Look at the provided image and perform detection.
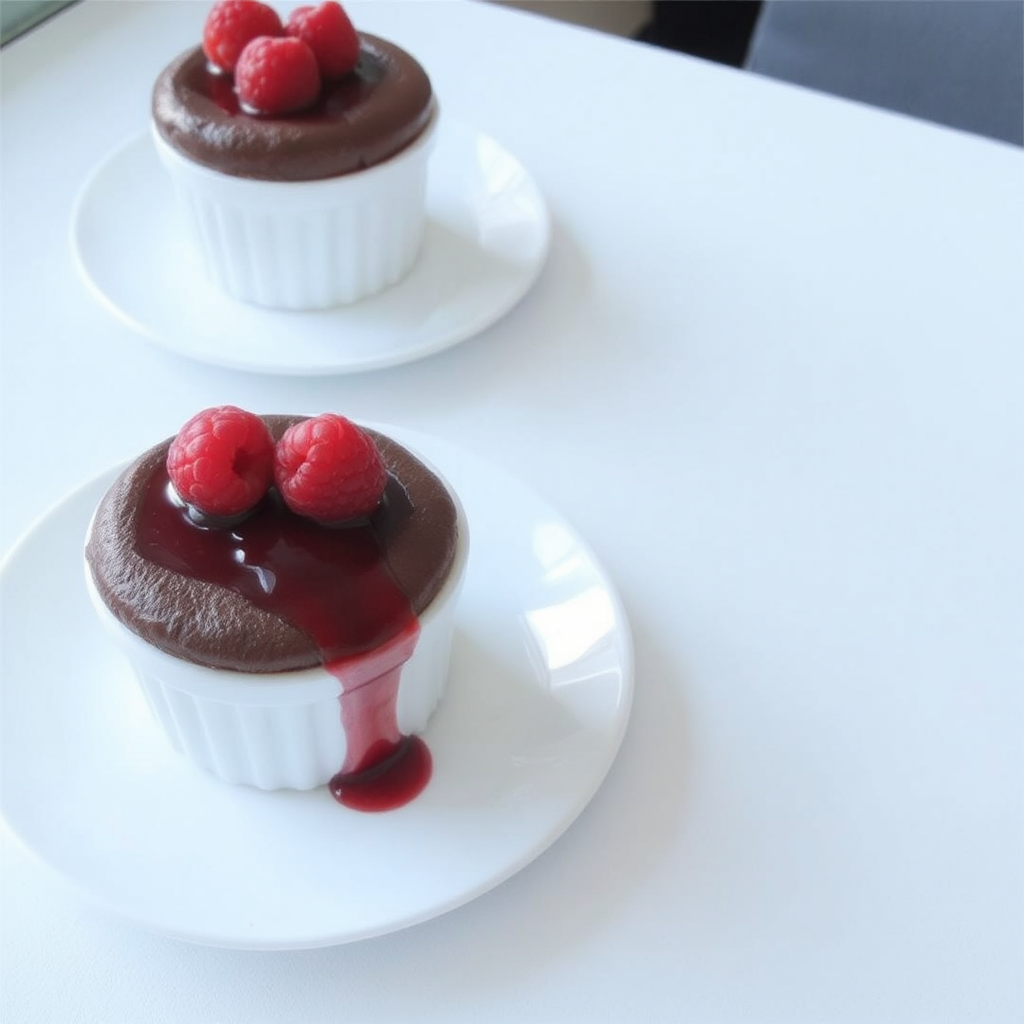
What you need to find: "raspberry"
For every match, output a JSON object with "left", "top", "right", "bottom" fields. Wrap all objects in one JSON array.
[
  {"left": 274, "top": 415, "right": 387, "bottom": 523},
  {"left": 286, "top": 2, "right": 360, "bottom": 79},
  {"left": 166, "top": 406, "right": 275, "bottom": 519},
  {"left": 202, "top": 0, "right": 283, "bottom": 74},
  {"left": 235, "top": 36, "right": 321, "bottom": 115}
]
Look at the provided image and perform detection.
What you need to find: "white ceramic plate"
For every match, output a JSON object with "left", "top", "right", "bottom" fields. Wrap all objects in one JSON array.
[
  {"left": 0, "top": 428, "right": 632, "bottom": 950},
  {"left": 71, "top": 123, "right": 550, "bottom": 375}
]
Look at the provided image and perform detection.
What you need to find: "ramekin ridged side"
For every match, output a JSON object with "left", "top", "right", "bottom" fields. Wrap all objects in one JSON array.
[
  {"left": 152, "top": 112, "right": 437, "bottom": 311},
  {"left": 84, "top": 481, "right": 468, "bottom": 792}
]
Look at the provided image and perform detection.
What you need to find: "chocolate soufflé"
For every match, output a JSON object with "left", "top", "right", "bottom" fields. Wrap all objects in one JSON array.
[
  {"left": 85, "top": 416, "right": 459, "bottom": 673},
  {"left": 152, "top": 34, "right": 435, "bottom": 181}
]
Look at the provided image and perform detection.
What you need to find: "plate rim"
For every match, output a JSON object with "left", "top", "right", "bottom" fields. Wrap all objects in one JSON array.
[{"left": 69, "top": 121, "right": 552, "bottom": 377}]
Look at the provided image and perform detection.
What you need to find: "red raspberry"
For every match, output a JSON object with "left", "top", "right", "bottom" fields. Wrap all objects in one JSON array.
[
  {"left": 274, "top": 415, "right": 387, "bottom": 523},
  {"left": 166, "top": 406, "right": 275, "bottom": 519},
  {"left": 235, "top": 36, "right": 321, "bottom": 115},
  {"left": 286, "top": 2, "right": 360, "bottom": 79},
  {"left": 202, "top": 0, "right": 283, "bottom": 74}
]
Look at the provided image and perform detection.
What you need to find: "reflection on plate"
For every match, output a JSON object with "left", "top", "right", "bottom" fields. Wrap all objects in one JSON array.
[
  {"left": 71, "top": 123, "right": 550, "bottom": 375},
  {"left": 0, "top": 427, "right": 632, "bottom": 949}
]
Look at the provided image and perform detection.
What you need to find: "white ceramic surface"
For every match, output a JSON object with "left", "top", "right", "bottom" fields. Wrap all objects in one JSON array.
[
  {"left": 11, "top": 0, "right": 1023, "bottom": 1017},
  {"left": 152, "top": 113, "right": 437, "bottom": 310},
  {"left": 71, "top": 120, "right": 550, "bottom": 374},
  {"left": 0, "top": 428, "right": 632, "bottom": 949}
]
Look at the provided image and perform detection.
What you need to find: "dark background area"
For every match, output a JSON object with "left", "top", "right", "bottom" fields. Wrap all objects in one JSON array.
[{"left": 638, "top": 0, "right": 764, "bottom": 67}]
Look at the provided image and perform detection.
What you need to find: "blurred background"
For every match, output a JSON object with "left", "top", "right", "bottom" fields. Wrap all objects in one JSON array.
[
  {"left": 491, "top": 0, "right": 762, "bottom": 65},
  {"left": 3, "top": 0, "right": 1021, "bottom": 145},
  {"left": 490, "top": 0, "right": 1023, "bottom": 146}
]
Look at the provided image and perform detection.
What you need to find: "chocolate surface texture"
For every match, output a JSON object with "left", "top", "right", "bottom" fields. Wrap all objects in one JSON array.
[
  {"left": 152, "top": 35, "right": 434, "bottom": 181},
  {"left": 86, "top": 417, "right": 459, "bottom": 673}
]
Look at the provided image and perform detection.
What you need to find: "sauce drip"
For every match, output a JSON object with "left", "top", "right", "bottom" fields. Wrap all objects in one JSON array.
[{"left": 135, "top": 470, "right": 432, "bottom": 810}]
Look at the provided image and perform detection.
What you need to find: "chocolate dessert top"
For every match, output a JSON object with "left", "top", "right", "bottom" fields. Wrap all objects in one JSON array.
[
  {"left": 152, "top": 34, "right": 434, "bottom": 181},
  {"left": 86, "top": 417, "right": 460, "bottom": 673}
]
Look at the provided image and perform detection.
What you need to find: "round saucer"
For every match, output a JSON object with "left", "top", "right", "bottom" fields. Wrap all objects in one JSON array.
[
  {"left": 0, "top": 427, "right": 632, "bottom": 949},
  {"left": 71, "top": 123, "right": 550, "bottom": 375}
]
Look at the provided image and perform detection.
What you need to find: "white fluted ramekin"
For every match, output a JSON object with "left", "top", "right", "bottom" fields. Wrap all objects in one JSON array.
[
  {"left": 84, "top": 480, "right": 467, "bottom": 793},
  {"left": 152, "top": 110, "right": 437, "bottom": 311}
]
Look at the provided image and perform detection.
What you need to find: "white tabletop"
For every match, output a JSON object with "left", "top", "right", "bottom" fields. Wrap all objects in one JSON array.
[{"left": 2, "top": 1, "right": 1022, "bottom": 1021}]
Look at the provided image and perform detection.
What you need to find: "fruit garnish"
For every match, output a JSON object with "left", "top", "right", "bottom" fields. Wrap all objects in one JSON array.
[
  {"left": 166, "top": 406, "right": 275, "bottom": 519},
  {"left": 274, "top": 414, "right": 387, "bottom": 523},
  {"left": 286, "top": 1, "right": 360, "bottom": 79},
  {"left": 202, "top": 0, "right": 283, "bottom": 74},
  {"left": 235, "top": 35, "right": 321, "bottom": 115}
]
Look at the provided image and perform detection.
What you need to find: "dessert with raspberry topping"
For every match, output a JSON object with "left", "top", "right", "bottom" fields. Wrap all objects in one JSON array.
[
  {"left": 152, "top": 0, "right": 437, "bottom": 309},
  {"left": 85, "top": 409, "right": 468, "bottom": 811}
]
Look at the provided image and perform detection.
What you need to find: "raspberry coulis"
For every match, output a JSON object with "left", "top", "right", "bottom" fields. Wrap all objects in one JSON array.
[{"left": 134, "top": 465, "right": 432, "bottom": 811}]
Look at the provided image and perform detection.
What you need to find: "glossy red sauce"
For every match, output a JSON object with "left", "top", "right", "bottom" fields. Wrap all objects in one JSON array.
[{"left": 135, "top": 471, "right": 432, "bottom": 809}]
